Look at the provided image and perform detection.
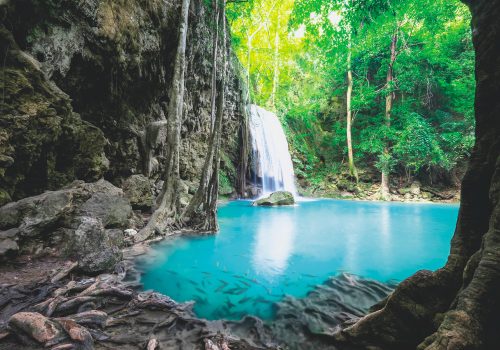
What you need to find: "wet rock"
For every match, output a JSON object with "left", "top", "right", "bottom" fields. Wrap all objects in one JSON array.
[
  {"left": 253, "top": 191, "right": 295, "bottom": 206},
  {"left": 122, "top": 175, "right": 154, "bottom": 210}
]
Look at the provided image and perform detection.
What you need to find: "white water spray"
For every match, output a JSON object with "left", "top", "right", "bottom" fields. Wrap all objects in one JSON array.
[{"left": 249, "top": 105, "right": 297, "bottom": 197}]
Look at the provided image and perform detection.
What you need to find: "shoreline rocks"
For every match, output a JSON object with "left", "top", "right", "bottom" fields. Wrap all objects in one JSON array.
[{"left": 0, "top": 180, "right": 133, "bottom": 273}]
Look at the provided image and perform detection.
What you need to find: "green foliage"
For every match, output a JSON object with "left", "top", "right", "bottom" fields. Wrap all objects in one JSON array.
[{"left": 229, "top": 0, "right": 475, "bottom": 185}]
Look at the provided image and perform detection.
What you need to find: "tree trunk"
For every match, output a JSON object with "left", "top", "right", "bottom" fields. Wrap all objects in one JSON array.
[
  {"left": 136, "top": 0, "right": 191, "bottom": 242},
  {"left": 238, "top": 105, "right": 250, "bottom": 198},
  {"left": 271, "top": 12, "right": 280, "bottom": 110},
  {"left": 380, "top": 29, "right": 398, "bottom": 200},
  {"left": 346, "top": 32, "right": 358, "bottom": 183},
  {"left": 334, "top": 1, "right": 500, "bottom": 349},
  {"left": 246, "top": 34, "right": 252, "bottom": 102},
  {"left": 181, "top": 0, "right": 226, "bottom": 233},
  {"left": 181, "top": 0, "right": 220, "bottom": 224},
  {"left": 203, "top": 0, "right": 227, "bottom": 232}
]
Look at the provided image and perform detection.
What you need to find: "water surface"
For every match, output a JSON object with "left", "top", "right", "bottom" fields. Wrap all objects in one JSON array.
[{"left": 139, "top": 199, "right": 458, "bottom": 320}]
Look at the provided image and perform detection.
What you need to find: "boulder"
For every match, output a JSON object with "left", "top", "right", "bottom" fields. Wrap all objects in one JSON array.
[
  {"left": 0, "top": 227, "right": 19, "bottom": 256},
  {"left": 65, "top": 217, "right": 122, "bottom": 274},
  {"left": 122, "top": 175, "right": 154, "bottom": 210},
  {"left": 410, "top": 181, "right": 421, "bottom": 196},
  {"left": 253, "top": 191, "right": 295, "bottom": 206},
  {"left": 78, "top": 180, "right": 132, "bottom": 228},
  {"left": 0, "top": 180, "right": 131, "bottom": 267}
]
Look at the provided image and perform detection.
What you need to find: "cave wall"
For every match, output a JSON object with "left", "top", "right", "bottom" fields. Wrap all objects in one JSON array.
[{"left": 0, "top": 0, "right": 247, "bottom": 204}]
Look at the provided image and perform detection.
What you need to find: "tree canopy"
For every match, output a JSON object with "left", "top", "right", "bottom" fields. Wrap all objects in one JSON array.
[{"left": 229, "top": 0, "right": 474, "bottom": 191}]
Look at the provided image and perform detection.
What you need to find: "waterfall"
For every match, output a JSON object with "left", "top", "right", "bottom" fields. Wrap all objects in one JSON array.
[{"left": 249, "top": 105, "right": 297, "bottom": 197}]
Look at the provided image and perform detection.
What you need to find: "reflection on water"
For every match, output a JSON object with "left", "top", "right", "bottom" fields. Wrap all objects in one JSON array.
[
  {"left": 138, "top": 199, "right": 458, "bottom": 320},
  {"left": 252, "top": 209, "right": 296, "bottom": 278}
]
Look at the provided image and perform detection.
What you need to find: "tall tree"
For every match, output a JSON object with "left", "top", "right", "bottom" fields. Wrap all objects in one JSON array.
[
  {"left": 380, "top": 26, "right": 399, "bottom": 200},
  {"left": 136, "top": 0, "right": 191, "bottom": 242},
  {"left": 346, "top": 25, "right": 359, "bottom": 182},
  {"left": 181, "top": 0, "right": 227, "bottom": 232}
]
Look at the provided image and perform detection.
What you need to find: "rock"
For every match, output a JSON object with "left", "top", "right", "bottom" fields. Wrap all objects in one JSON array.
[
  {"left": 65, "top": 217, "right": 122, "bottom": 274},
  {"left": 0, "top": 28, "right": 107, "bottom": 202},
  {"left": 0, "top": 189, "right": 11, "bottom": 207},
  {"left": 147, "top": 338, "right": 159, "bottom": 350},
  {"left": 124, "top": 229, "right": 138, "bottom": 238},
  {"left": 0, "top": 238, "right": 19, "bottom": 256},
  {"left": 398, "top": 187, "right": 411, "bottom": 195},
  {"left": 122, "top": 175, "right": 154, "bottom": 210},
  {"left": 0, "top": 180, "right": 133, "bottom": 259},
  {"left": 0, "top": 189, "right": 72, "bottom": 232},
  {"left": 178, "top": 180, "right": 191, "bottom": 207},
  {"left": 78, "top": 180, "right": 132, "bottom": 228},
  {"left": 105, "top": 229, "right": 126, "bottom": 248},
  {"left": 8, "top": 312, "right": 64, "bottom": 345},
  {"left": 0, "top": 228, "right": 19, "bottom": 256},
  {"left": 422, "top": 191, "right": 432, "bottom": 200},
  {"left": 410, "top": 181, "right": 421, "bottom": 196},
  {"left": 253, "top": 191, "right": 295, "bottom": 206}
]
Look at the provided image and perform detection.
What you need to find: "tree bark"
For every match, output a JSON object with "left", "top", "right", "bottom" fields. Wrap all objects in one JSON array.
[
  {"left": 181, "top": 0, "right": 220, "bottom": 224},
  {"left": 380, "top": 29, "right": 398, "bottom": 200},
  {"left": 271, "top": 12, "right": 280, "bottom": 110},
  {"left": 334, "top": 1, "right": 500, "bottom": 349},
  {"left": 346, "top": 32, "right": 358, "bottom": 183},
  {"left": 237, "top": 105, "right": 250, "bottom": 198},
  {"left": 203, "top": 0, "right": 227, "bottom": 232},
  {"left": 136, "top": 0, "right": 191, "bottom": 242},
  {"left": 181, "top": 0, "right": 227, "bottom": 233}
]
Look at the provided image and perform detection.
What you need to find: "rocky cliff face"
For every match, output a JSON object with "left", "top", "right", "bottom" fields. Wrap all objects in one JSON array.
[{"left": 0, "top": 0, "right": 247, "bottom": 205}]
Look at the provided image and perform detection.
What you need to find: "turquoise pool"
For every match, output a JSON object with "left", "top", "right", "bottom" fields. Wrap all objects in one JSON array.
[{"left": 138, "top": 199, "right": 458, "bottom": 320}]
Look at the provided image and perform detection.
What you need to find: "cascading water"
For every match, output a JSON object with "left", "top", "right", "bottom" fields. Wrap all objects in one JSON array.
[{"left": 249, "top": 105, "right": 297, "bottom": 197}]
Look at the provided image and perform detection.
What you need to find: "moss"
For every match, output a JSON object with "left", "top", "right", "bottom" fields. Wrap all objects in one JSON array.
[
  {"left": 218, "top": 171, "right": 233, "bottom": 196},
  {"left": 0, "top": 189, "right": 11, "bottom": 206},
  {"left": 0, "top": 25, "right": 107, "bottom": 200}
]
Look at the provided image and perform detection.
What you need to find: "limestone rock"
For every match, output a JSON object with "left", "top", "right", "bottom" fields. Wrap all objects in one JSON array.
[
  {"left": 0, "top": 238, "right": 19, "bottom": 256},
  {"left": 124, "top": 229, "right": 138, "bottom": 238},
  {"left": 410, "top": 181, "right": 421, "bottom": 196},
  {"left": 0, "top": 180, "right": 130, "bottom": 269},
  {"left": 66, "top": 217, "right": 122, "bottom": 274},
  {"left": 78, "top": 180, "right": 132, "bottom": 228},
  {"left": 253, "top": 191, "right": 295, "bottom": 206},
  {"left": 122, "top": 175, "right": 154, "bottom": 210}
]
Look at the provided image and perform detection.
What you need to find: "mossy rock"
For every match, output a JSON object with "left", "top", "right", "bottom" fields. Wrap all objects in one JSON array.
[{"left": 253, "top": 191, "right": 295, "bottom": 206}]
